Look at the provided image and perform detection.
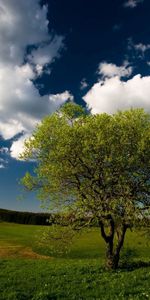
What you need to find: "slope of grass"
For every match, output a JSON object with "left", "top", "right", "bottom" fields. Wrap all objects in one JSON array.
[
  {"left": 0, "top": 222, "right": 150, "bottom": 299},
  {"left": 0, "top": 222, "right": 149, "bottom": 259}
]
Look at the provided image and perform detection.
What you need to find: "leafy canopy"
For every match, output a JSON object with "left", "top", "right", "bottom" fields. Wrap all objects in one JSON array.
[{"left": 21, "top": 103, "right": 150, "bottom": 225}]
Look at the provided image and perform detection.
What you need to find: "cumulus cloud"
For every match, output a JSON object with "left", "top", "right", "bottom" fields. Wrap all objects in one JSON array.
[
  {"left": 0, "top": 0, "right": 71, "bottom": 159},
  {"left": 10, "top": 134, "right": 30, "bottom": 159},
  {"left": 98, "top": 62, "right": 132, "bottom": 79},
  {"left": 9, "top": 91, "right": 73, "bottom": 159},
  {"left": 49, "top": 91, "right": 74, "bottom": 105},
  {"left": 28, "top": 35, "right": 64, "bottom": 75},
  {"left": 0, "top": 64, "right": 73, "bottom": 140},
  {"left": 83, "top": 74, "right": 150, "bottom": 115},
  {"left": 0, "top": 0, "right": 50, "bottom": 67},
  {"left": 124, "top": 0, "right": 144, "bottom": 8}
]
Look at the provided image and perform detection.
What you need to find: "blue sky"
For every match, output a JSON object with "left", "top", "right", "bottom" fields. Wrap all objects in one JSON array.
[{"left": 0, "top": 0, "right": 150, "bottom": 211}]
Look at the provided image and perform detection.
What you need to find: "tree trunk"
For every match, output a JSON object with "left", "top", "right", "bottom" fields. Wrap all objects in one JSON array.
[
  {"left": 98, "top": 218, "right": 128, "bottom": 270},
  {"left": 105, "top": 224, "right": 128, "bottom": 270},
  {"left": 105, "top": 250, "right": 120, "bottom": 270}
]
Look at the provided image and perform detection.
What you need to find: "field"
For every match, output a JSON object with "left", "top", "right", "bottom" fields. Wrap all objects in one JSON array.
[{"left": 0, "top": 222, "right": 150, "bottom": 299}]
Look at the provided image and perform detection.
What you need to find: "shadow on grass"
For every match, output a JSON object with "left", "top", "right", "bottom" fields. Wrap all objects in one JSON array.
[{"left": 120, "top": 260, "right": 150, "bottom": 271}]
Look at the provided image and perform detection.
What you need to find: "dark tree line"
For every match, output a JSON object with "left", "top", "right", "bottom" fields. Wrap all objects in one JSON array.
[{"left": 0, "top": 208, "right": 51, "bottom": 225}]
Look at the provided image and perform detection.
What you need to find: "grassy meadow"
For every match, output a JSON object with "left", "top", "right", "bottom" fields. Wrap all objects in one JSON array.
[{"left": 0, "top": 222, "right": 150, "bottom": 299}]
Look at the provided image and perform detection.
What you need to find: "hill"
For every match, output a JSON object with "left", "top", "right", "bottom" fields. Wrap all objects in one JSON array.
[{"left": 0, "top": 208, "right": 51, "bottom": 225}]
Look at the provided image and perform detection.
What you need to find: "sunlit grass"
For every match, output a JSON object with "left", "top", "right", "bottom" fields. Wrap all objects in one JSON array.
[{"left": 0, "top": 222, "right": 149, "bottom": 299}]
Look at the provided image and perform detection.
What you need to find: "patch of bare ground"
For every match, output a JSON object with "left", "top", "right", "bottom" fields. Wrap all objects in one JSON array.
[{"left": 0, "top": 244, "right": 50, "bottom": 259}]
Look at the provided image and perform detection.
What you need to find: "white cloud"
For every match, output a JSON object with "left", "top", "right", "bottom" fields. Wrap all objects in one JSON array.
[
  {"left": 28, "top": 36, "right": 64, "bottom": 68},
  {"left": 0, "top": 0, "right": 71, "bottom": 159},
  {"left": 49, "top": 91, "right": 74, "bottom": 105},
  {"left": 0, "top": 0, "right": 50, "bottom": 67},
  {"left": 134, "top": 43, "right": 150, "bottom": 59},
  {"left": 83, "top": 74, "right": 150, "bottom": 115},
  {"left": 0, "top": 64, "right": 73, "bottom": 141},
  {"left": 10, "top": 91, "right": 73, "bottom": 159},
  {"left": 128, "top": 39, "right": 150, "bottom": 59},
  {"left": 134, "top": 43, "right": 150, "bottom": 53},
  {"left": 98, "top": 62, "right": 132, "bottom": 79},
  {"left": 10, "top": 134, "right": 30, "bottom": 159},
  {"left": 80, "top": 78, "right": 88, "bottom": 90},
  {"left": 124, "top": 0, "right": 144, "bottom": 8},
  {"left": 0, "top": 164, "right": 5, "bottom": 169}
]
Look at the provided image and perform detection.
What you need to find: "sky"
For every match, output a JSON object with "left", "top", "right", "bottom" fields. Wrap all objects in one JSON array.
[{"left": 1, "top": 0, "right": 150, "bottom": 212}]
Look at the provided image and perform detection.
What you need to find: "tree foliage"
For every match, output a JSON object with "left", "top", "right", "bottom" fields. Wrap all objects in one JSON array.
[{"left": 21, "top": 102, "right": 150, "bottom": 269}]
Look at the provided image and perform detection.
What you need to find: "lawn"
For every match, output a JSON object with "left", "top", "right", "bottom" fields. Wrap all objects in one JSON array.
[{"left": 0, "top": 222, "right": 150, "bottom": 299}]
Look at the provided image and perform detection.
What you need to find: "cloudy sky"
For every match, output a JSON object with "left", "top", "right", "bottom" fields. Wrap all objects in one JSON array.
[{"left": 0, "top": 0, "right": 150, "bottom": 211}]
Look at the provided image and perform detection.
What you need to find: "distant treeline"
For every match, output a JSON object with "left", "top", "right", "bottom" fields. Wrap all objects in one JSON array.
[
  {"left": 0, "top": 208, "right": 99, "bottom": 227},
  {"left": 3, "top": 208, "right": 144, "bottom": 228},
  {"left": 0, "top": 208, "right": 52, "bottom": 225},
  {"left": 0, "top": 208, "right": 96, "bottom": 227}
]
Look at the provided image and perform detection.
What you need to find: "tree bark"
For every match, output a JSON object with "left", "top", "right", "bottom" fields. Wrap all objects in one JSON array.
[
  {"left": 99, "top": 218, "right": 128, "bottom": 270},
  {"left": 105, "top": 252, "right": 120, "bottom": 270},
  {"left": 106, "top": 224, "right": 128, "bottom": 270}
]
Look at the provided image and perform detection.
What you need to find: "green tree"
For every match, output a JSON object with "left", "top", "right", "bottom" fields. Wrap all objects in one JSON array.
[{"left": 21, "top": 102, "right": 150, "bottom": 269}]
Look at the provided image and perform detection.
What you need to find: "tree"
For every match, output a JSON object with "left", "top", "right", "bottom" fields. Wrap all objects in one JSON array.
[{"left": 21, "top": 102, "right": 150, "bottom": 269}]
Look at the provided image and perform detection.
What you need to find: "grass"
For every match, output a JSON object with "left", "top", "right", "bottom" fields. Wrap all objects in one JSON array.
[
  {"left": 0, "top": 222, "right": 150, "bottom": 299},
  {"left": 0, "top": 259, "right": 150, "bottom": 300}
]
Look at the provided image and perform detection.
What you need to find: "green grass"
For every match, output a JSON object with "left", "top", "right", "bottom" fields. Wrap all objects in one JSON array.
[
  {"left": 0, "top": 222, "right": 150, "bottom": 299},
  {"left": 0, "top": 259, "right": 150, "bottom": 300},
  {"left": 0, "top": 222, "right": 41, "bottom": 247},
  {"left": 0, "top": 222, "right": 149, "bottom": 259}
]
